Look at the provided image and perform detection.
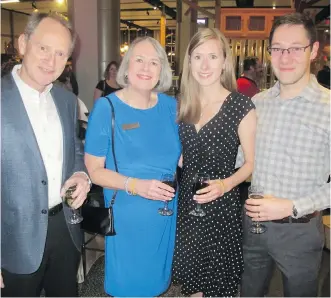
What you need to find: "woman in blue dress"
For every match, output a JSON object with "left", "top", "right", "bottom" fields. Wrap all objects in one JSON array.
[{"left": 84, "top": 36, "right": 181, "bottom": 297}]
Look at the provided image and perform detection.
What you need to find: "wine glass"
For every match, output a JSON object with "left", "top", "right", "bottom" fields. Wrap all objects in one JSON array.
[
  {"left": 248, "top": 185, "right": 267, "bottom": 234},
  {"left": 189, "top": 173, "right": 210, "bottom": 217},
  {"left": 62, "top": 185, "right": 83, "bottom": 224},
  {"left": 158, "top": 173, "right": 177, "bottom": 216}
]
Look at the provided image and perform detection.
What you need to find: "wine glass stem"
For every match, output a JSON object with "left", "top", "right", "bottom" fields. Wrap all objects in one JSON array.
[
  {"left": 163, "top": 201, "right": 169, "bottom": 210},
  {"left": 196, "top": 203, "right": 202, "bottom": 211}
]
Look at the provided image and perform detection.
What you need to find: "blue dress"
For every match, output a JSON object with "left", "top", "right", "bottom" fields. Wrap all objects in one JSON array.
[{"left": 85, "top": 93, "right": 181, "bottom": 297}]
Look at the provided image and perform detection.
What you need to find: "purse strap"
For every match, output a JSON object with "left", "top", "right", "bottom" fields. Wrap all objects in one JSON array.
[
  {"left": 101, "top": 80, "right": 106, "bottom": 97},
  {"left": 105, "top": 97, "right": 118, "bottom": 206}
]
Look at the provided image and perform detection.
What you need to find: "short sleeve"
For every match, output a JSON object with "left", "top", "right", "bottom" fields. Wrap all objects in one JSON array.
[
  {"left": 234, "top": 92, "right": 255, "bottom": 124},
  {"left": 85, "top": 98, "right": 111, "bottom": 157},
  {"left": 95, "top": 80, "right": 104, "bottom": 90}
]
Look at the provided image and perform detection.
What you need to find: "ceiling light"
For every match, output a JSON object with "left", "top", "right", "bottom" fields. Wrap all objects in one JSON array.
[
  {"left": 0, "top": 0, "right": 20, "bottom": 3},
  {"left": 56, "top": 0, "right": 64, "bottom": 3},
  {"left": 154, "top": 6, "right": 157, "bottom": 10}
]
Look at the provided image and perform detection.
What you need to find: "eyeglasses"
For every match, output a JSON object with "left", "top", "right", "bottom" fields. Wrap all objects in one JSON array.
[{"left": 267, "top": 44, "right": 312, "bottom": 57}]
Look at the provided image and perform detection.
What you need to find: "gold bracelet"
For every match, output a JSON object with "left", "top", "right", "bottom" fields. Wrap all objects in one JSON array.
[
  {"left": 216, "top": 179, "right": 225, "bottom": 193},
  {"left": 129, "top": 178, "right": 137, "bottom": 196}
]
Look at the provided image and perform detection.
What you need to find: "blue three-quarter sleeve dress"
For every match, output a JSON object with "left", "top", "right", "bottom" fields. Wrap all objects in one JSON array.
[{"left": 85, "top": 93, "right": 181, "bottom": 297}]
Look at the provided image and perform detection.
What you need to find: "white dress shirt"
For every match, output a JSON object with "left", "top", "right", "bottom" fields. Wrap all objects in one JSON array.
[{"left": 12, "top": 65, "right": 64, "bottom": 208}]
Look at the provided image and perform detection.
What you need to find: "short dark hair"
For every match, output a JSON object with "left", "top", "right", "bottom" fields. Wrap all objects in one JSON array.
[
  {"left": 269, "top": 13, "right": 317, "bottom": 46},
  {"left": 103, "top": 61, "right": 119, "bottom": 79},
  {"left": 243, "top": 56, "right": 258, "bottom": 71}
]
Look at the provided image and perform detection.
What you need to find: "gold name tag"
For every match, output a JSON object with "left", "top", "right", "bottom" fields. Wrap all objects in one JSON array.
[{"left": 122, "top": 122, "right": 140, "bottom": 130}]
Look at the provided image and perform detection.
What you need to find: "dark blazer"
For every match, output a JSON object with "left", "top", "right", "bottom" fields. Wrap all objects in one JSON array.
[{"left": 1, "top": 73, "right": 86, "bottom": 274}]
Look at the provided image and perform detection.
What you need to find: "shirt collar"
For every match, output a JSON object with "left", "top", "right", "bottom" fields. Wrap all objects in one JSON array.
[
  {"left": 268, "top": 74, "right": 321, "bottom": 101},
  {"left": 11, "top": 64, "right": 53, "bottom": 97}
]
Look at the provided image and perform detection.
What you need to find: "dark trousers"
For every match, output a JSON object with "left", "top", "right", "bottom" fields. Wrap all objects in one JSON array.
[
  {"left": 240, "top": 214, "right": 324, "bottom": 297},
  {"left": 1, "top": 210, "right": 80, "bottom": 297}
]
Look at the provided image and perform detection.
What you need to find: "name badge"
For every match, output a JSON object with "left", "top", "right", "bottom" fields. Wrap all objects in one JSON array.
[{"left": 122, "top": 122, "right": 140, "bottom": 130}]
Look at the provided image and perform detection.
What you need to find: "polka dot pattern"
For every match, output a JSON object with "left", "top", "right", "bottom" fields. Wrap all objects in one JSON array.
[{"left": 173, "top": 92, "right": 255, "bottom": 297}]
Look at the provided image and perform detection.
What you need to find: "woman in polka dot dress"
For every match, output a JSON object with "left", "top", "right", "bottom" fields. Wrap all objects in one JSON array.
[{"left": 173, "top": 28, "right": 257, "bottom": 297}]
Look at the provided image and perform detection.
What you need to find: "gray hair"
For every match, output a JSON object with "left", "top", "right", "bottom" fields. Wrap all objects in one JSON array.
[
  {"left": 116, "top": 36, "right": 172, "bottom": 92},
  {"left": 24, "top": 12, "right": 76, "bottom": 54}
]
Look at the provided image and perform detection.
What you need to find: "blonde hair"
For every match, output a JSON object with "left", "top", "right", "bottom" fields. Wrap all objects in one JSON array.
[
  {"left": 116, "top": 36, "right": 172, "bottom": 92},
  {"left": 178, "top": 28, "right": 237, "bottom": 124}
]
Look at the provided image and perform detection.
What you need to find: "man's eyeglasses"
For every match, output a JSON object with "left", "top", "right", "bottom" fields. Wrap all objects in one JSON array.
[{"left": 267, "top": 44, "right": 312, "bottom": 57}]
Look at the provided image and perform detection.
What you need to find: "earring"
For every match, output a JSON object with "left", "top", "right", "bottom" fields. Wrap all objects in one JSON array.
[{"left": 124, "top": 74, "right": 128, "bottom": 83}]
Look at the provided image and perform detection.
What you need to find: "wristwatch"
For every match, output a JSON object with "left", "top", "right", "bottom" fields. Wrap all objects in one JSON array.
[{"left": 292, "top": 205, "right": 298, "bottom": 217}]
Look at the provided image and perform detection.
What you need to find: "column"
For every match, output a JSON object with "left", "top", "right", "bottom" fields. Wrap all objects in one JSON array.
[
  {"left": 67, "top": 0, "right": 99, "bottom": 110},
  {"left": 160, "top": 14, "right": 166, "bottom": 48},
  {"left": 175, "top": 0, "right": 198, "bottom": 75},
  {"left": 67, "top": 0, "right": 121, "bottom": 110},
  {"left": 98, "top": 0, "right": 121, "bottom": 78}
]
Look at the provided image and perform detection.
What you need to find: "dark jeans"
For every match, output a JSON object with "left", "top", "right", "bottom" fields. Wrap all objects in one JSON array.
[{"left": 1, "top": 210, "right": 80, "bottom": 297}]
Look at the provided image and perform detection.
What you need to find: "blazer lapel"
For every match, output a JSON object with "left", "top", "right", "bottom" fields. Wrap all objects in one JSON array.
[
  {"left": 51, "top": 87, "right": 69, "bottom": 184},
  {"left": 4, "top": 76, "right": 45, "bottom": 170}
]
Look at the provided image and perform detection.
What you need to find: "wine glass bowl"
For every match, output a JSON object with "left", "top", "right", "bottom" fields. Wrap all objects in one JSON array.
[
  {"left": 189, "top": 173, "right": 210, "bottom": 217},
  {"left": 62, "top": 185, "right": 83, "bottom": 224},
  {"left": 158, "top": 173, "right": 177, "bottom": 216},
  {"left": 248, "top": 185, "right": 267, "bottom": 234}
]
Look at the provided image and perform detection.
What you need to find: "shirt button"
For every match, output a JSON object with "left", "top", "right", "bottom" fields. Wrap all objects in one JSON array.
[
  {"left": 41, "top": 209, "right": 47, "bottom": 214},
  {"left": 42, "top": 180, "right": 47, "bottom": 185}
]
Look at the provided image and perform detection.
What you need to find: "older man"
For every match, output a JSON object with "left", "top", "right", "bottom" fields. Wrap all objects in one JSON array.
[{"left": 1, "top": 13, "right": 90, "bottom": 296}]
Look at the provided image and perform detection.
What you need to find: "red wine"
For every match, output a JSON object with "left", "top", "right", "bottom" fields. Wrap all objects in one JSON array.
[
  {"left": 194, "top": 181, "right": 208, "bottom": 193},
  {"left": 163, "top": 180, "right": 177, "bottom": 191}
]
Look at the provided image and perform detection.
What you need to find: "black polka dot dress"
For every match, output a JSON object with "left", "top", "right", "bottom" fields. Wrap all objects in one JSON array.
[{"left": 173, "top": 92, "right": 255, "bottom": 297}]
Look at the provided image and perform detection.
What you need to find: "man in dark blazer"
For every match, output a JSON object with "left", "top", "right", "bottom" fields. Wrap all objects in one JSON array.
[{"left": 1, "top": 12, "right": 90, "bottom": 297}]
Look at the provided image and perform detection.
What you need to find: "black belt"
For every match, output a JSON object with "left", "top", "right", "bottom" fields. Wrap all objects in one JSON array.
[
  {"left": 272, "top": 211, "right": 319, "bottom": 224},
  {"left": 48, "top": 203, "right": 63, "bottom": 216}
]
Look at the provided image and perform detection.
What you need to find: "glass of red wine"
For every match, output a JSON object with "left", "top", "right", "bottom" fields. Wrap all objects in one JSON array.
[
  {"left": 158, "top": 173, "right": 177, "bottom": 216},
  {"left": 189, "top": 173, "right": 210, "bottom": 217},
  {"left": 248, "top": 185, "right": 267, "bottom": 234}
]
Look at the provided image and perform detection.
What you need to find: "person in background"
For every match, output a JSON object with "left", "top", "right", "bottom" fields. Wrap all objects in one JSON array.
[
  {"left": 84, "top": 36, "right": 181, "bottom": 297},
  {"left": 1, "top": 12, "right": 90, "bottom": 296},
  {"left": 172, "top": 28, "right": 256, "bottom": 297},
  {"left": 317, "top": 44, "right": 330, "bottom": 89},
  {"left": 57, "top": 57, "right": 79, "bottom": 96},
  {"left": 237, "top": 56, "right": 262, "bottom": 97},
  {"left": 239, "top": 13, "right": 330, "bottom": 297},
  {"left": 93, "top": 61, "right": 121, "bottom": 101},
  {"left": 1, "top": 56, "right": 20, "bottom": 78}
]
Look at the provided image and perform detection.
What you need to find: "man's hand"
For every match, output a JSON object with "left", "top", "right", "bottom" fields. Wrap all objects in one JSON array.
[
  {"left": 1, "top": 272, "right": 4, "bottom": 288},
  {"left": 245, "top": 195, "right": 293, "bottom": 221},
  {"left": 60, "top": 173, "right": 90, "bottom": 209}
]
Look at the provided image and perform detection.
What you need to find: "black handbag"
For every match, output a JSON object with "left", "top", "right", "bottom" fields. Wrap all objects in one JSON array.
[{"left": 81, "top": 97, "right": 117, "bottom": 236}]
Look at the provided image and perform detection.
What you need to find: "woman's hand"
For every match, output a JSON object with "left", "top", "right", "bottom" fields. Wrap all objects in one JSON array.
[
  {"left": 135, "top": 179, "right": 175, "bottom": 201},
  {"left": 194, "top": 179, "right": 226, "bottom": 204}
]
